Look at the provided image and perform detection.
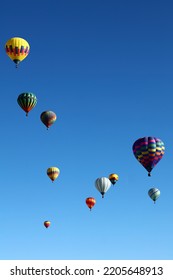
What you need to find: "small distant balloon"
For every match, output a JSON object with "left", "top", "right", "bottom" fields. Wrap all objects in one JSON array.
[
  {"left": 40, "top": 111, "right": 57, "bottom": 129},
  {"left": 95, "top": 177, "right": 111, "bottom": 198},
  {"left": 5, "top": 37, "right": 30, "bottom": 68},
  {"left": 47, "top": 167, "right": 60, "bottom": 182},
  {"left": 148, "top": 188, "right": 160, "bottom": 203},
  {"left": 132, "top": 136, "right": 165, "bottom": 176},
  {"left": 109, "top": 173, "right": 119, "bottom": 185},
  {"left": 86, "top": 197, "right": 96, "bottom": 210},
  {"left": 44, "top": 221, "right": 51, "bottom": 228},
  {"left": 17, "top": 92, "right": 37, "bottom": 116}
]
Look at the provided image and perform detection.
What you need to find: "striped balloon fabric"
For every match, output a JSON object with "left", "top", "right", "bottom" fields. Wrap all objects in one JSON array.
[
  {"left": 17, "top": 93, "right": 37, "bottom": 116},
  {"left": 132, "top": 137, "right": 165, "bottom": 176},
  {"left": 95, "top": 177, "right": 111, "bottom": 198},
  {"left": 148, "top": 188, "right": 160, "bottom": 203}
]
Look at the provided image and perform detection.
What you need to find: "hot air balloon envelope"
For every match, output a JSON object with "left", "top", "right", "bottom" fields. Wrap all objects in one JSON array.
[
  {"left": 86, "top": 197, "right": 96, "bottom": 210},
  {"left": 132, "top": 136, "right": 165, "bottom": 176},
  {"left": 47, "top": 167, "right": 60, "bottom": 182},
  {"left": 17, "top": 92, "right": 37, "bottom": 116},
  {"left": 44, "top": 221, "right": 51, "bottom": 228},
  {"left": 109, "top": 173, "right": 119, "bottom": 185},
  {"left": 40, "top": 111, "right": 57, "bottom": 129},
  {"left": 95, "top": 177, "right": 111, "bottom": 198},
  {"left": 5, "top": 37, "right": 30, "bottom": 67},
  {"left": 148, "top": 188, "right": 160, "bottom": 203}
]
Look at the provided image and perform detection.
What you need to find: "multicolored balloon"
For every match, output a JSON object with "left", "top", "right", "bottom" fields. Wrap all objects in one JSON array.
[
  {"left": 95, "top": 177, "right": 111, "bottom": 198},
  {"left": 17, "top": 93, "right": 37, "bottom": 116},
  {"left": 44, "top": 221, "right": 51, "bottom": 228},
  {"left": 86, "top": 197, "right": 96, "bottom": 210},
  {"left": 109, "top": 173, "right": 119, "bottom": 185},
  {"left": 40, "top": 111, "right": 57, "bottom": 129},
  {"left": 47, "top": 167, "right": 60, "bottom": 182},
  {"left": 132, "top": 137, "right": 165, "bottom": 176},
  {"left": 5, "top": 37, "right": 30, "bottom": 68},
  {"left": 148, "top": 188, "right": 160, "bottom": 203}
]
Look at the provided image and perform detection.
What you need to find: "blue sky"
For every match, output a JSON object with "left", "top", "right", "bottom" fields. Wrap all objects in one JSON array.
[{"left": 0, "top": 0, "right": 173, "bottom": 260}]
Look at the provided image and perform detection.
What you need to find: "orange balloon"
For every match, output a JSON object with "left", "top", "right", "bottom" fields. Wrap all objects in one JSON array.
[{"left": 86, "top": 197, "right": 96, "bottom": 210}]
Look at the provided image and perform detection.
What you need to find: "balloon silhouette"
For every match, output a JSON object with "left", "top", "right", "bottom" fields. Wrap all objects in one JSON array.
[
  {"left": 17, "top": 93, "right": 37, "bottom": 116},
  {"left": 5, "top": 37, "right": 30, "bottom": 68},
  {"left": 40, "top": 111, "right": 57, "bottom": 129},
  {"left": 44, "top": 221, "right": 51, "bottom": 228},
  {"left": 148, "top": 188, "right": 160, "bottom": 203},
  {"left": 132, "top": 136, "right": 165, "bottom": 176},
  {"left": 47, "top": 167, "right": 60, "bottom": 182},
  {"left": 95, "top": 177, "right": 111, "bottom": 198},
  {"left": 109, "top": 173, "right": 119, "bottom": 185},
  {"left": 86, "top": 197, "right": 96, "bottom": 210}
]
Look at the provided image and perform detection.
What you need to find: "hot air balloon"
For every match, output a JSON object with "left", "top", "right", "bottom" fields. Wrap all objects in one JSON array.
[
  {"left": 95, "top": 177, "right": 111, "bottom": 198},
  {"left": 132, "top": 137, "right": 165, "bottom": 176},
  {"left": 44, "top": 221, "right": 51, "bottom": 228},
  {"left": 148, "top": 188, "right": 160, "bottom": 203},
  {"left": 86, "top": 197, "right": 96, "bottom": 210},
  {"left": 17, "top": 93, "right": 37, "bottom": 116},
  {"left": 109, "top": 173, "right": 119, "bottom": 185},
  {"left": 47, "top": 167, "right": 60, "bottom": 182},
  {"left": 40, "top": 111, "right": 57, "bottom": 129},
  {"left": 5, "top": 37, "right": 30, "bottom": 68}
]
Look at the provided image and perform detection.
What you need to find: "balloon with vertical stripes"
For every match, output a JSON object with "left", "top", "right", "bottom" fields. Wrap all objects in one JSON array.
[
  {"left": 95, "top": 177, "right": 111, "bottom": 198},
  {"left": 17, "top": 93, "right": 37, "bottom": 116}
]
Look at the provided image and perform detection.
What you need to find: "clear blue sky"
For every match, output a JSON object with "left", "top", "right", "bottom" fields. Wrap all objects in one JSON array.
[{"left": 0, "top": 0, "right": 173, "bottom": 260}]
